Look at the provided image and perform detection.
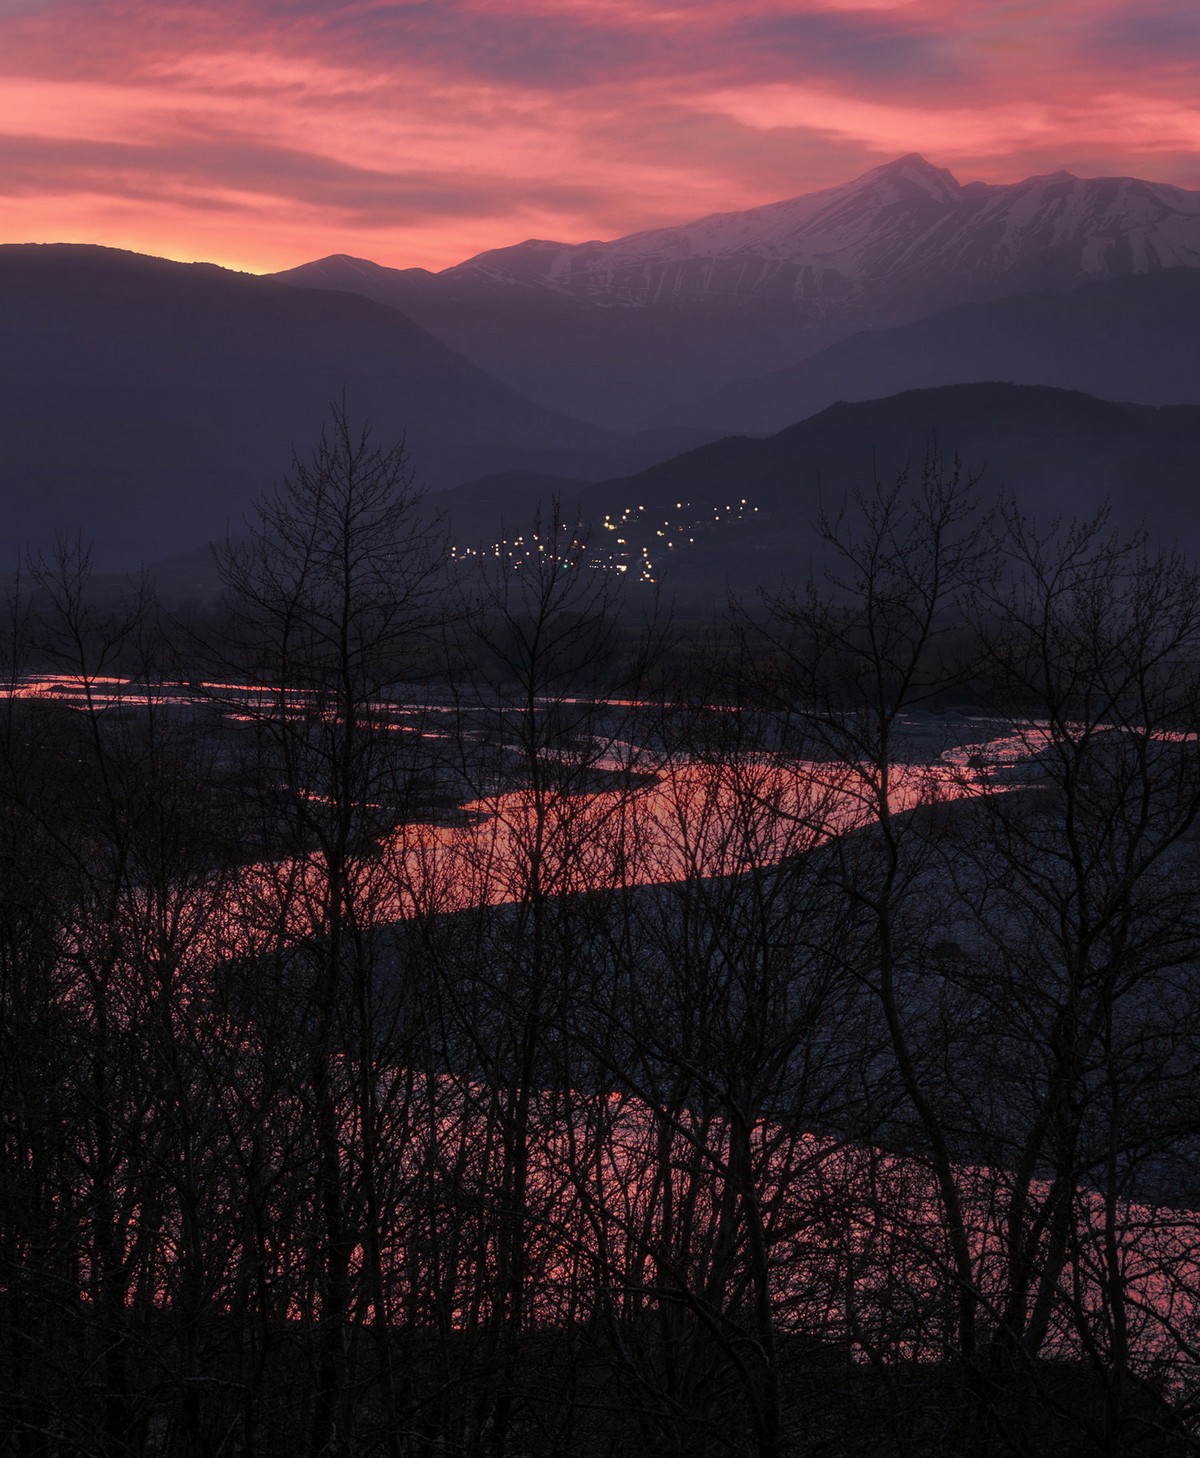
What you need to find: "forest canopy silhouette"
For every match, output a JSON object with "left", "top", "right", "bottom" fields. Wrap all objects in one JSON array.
[{"left": 3, "top": 406, "right": 1200, "bottom": 1458}]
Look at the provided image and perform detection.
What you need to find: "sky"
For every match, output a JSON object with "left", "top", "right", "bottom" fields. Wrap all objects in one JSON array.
[{"left": 2, "top": 0, "right": 1199, "bottom": 275}]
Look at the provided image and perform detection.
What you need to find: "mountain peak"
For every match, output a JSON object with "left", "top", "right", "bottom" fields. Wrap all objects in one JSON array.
[
  {"left": 852, "top": 153, "right": 963, "bottom": 202},
  {"left": 878, "top": 152, "right": 938, "bottom": 172},
  {"left": 274, "top": 252, "right": 435, "bottom": 288},
  {"left": 280, "top": 156, "right": 1200, "bottom": 347},
  {"left": 1024, "top": 168, "right": 1078, "bottom": 184}
]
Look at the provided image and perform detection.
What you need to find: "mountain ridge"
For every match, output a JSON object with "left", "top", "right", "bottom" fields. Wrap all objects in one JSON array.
[
  {"left": 662, "top": 268, "right": 1200, "bottom": 434},
  {"left": 423, "top": 153, "right": 1200, "bottom": 306},
  {"left": 24, "top": 383, "right": 1200, "bottom": 610},
  {"left": 273, "top": 155, "right": 1200, "bottom": 427},
  {"left": 432, "top": 383, "right": 1200, "bottom": 606},
  {"left": 0, "top": 244, "right": 611, "bottom": 567}
]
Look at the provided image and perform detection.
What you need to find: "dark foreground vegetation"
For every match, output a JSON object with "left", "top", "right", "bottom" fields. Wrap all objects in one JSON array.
[{"left": 4, "top": 408, "right": 1200, "bottom": 1457}]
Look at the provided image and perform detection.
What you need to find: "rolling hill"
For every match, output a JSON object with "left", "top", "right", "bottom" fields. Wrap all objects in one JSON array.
[
  {"left": 0, "top": 244, "right": 611, "bottom": 567},
  {"left": 435, "top": 384, "right": 1200, "bottom": 606},
  {"left": 664, "top": 270, "right": 1200, "bottom": 435}
]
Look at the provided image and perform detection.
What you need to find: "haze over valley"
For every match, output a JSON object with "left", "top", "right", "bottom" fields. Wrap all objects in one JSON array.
[{"left": 5, "top": 154, "right": 1200, "bottom": 588}]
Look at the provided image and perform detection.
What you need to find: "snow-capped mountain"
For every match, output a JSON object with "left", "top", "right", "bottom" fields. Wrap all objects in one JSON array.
[
  {"left": 443, "top": 153, "right": 1200, "bottom": 309},
  {"left": 275, "top": 154, "right": 1200, "bottom": 427}
]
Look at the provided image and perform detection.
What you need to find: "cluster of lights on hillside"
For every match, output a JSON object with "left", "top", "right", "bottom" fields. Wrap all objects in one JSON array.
[
  {"left": 449, "top": 498, "right": 759, "bottom": 584},
  {"left": 449, "top": 528, "right": 587, "bottom": 572}
]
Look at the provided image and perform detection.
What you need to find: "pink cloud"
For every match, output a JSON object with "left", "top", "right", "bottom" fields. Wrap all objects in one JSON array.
[{"left": 0, "top": 0, "right": 1197, "bottom": 271}]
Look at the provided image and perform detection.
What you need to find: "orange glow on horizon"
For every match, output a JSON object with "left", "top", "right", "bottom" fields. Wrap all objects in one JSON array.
[{"left": 0, "top": 0, "right": 1196, "bottom": 273}]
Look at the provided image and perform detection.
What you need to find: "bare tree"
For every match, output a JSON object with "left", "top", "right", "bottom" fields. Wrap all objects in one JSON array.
[
  {"left": 211, "top": 401, "right": 446, "bottom": 1457},
  {"left": 0, "top": 540, "right": 252, "bottom": 1457},
  {"left": 574, "top": 642, "right": 880, "bottom": 1458},
  {"left": 953, "top": 510, "right": 1200, "bottom": 1453},
  {"left": 423, "top": 506, "right": 657, "bottom": 1456}
]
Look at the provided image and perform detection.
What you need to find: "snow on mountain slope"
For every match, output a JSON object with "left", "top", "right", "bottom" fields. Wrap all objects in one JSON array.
[
  {"left": 274, "top": 155, "right": 1200, "bottom": 427},
  {"left": 444, "top": 154, "right": 1200, "bottom": 307}
]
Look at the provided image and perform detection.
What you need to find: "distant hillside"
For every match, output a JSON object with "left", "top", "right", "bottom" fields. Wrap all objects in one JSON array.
[
  {"left": 0, "top": 244, "right": 612, "bottom": 568},
  {"left": 665, "top": 271, "right": 1200, "bottom": 435},
  {"left": 436, "top": 384, "right": 1200, "bottom": 606}
]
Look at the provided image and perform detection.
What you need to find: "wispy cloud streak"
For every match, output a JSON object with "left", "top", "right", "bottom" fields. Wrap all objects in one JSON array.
[{"left": 1, "top": 0, "right": 1196, "bottom": 270}]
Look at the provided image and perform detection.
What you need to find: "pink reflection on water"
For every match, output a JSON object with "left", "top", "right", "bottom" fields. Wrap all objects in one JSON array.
[
  {"left": 211, "top": 756, "right": 988, "bottom": 955},
  {"left": 939, "top": 719, "right": 1198, "bottom": 768},
  {"left": 5, "top": 673, "right": 1018, "bottom": 933},
  {"left": 22, "top": 676, "right": 1198, "bottom": 1387}
]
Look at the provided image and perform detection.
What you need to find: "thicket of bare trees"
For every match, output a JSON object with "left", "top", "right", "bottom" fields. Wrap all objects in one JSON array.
[{"left": 3, "top": 419, "right": 1200, "bottom": 1457}]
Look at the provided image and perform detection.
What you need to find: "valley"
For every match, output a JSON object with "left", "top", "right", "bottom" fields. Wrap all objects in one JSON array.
[{"left": 5, "top": 147, "right": 1200, "bottom": 1457}]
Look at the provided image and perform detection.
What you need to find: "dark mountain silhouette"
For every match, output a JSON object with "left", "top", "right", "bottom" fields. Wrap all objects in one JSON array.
[
  {"left": 273, "top": 251, "right": 816, "bottom": 431},
  {"left": 0, "top": 244, "right": 620, "bottom": 567},
  {"left": 274, "top": 155, "right": 1200, "bottom": 428},
  {"left": 35, "top": 384, "right": 1200, "bottom": 609},
  {"left": 665, "top": 270, "right": 1200, "bottom": 435},
  {"left": 436, "top": 384, "right": 1200, "bottom": 605}
]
